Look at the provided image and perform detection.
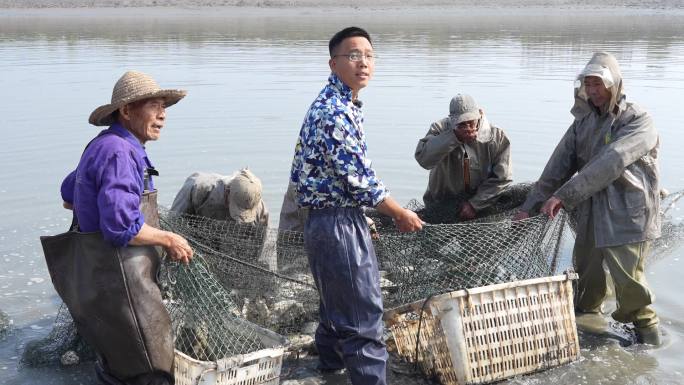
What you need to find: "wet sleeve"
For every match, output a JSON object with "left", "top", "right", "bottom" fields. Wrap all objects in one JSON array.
[
  {"left": 95, "top": 150, "right": 144, "bottom": 247},
  {"left": 60, "top": 170, "right": 76, "bottom": 205},
  {"left": 555, "top": 109, "right": 657, "bottom": 209},
  {"left": 469, "top": 130, "right": 513, "bottom": 210},
  {"left": 521, "top": 122, "right": 579, "bottom": 213},
  {"left": 324, "top": 111, "right": 389, "bottom": 207},
  {"left": 414, "top": 119, "right": 461, "bottom": 170}
]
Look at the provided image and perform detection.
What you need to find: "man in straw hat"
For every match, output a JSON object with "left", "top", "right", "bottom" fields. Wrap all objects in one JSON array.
[
  {"left": 51, "top": 70, "right": 193, "bottom": 384},
  {"left": 288, "top": 26, "right": 422, "bottom": 385},
  {"left": 415, "top": 93, "right": 512, "bottom": 222},
  {"left": 515, "top": 52, "right": 662, "bottom": 345},
  {"left": 170, "top": 168, "right": 269, "bottom": 225}
]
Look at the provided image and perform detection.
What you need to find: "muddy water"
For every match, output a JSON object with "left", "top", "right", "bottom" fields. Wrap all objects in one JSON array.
[{"left": 1, "top": 6, "right": 683, "bottom": 385}]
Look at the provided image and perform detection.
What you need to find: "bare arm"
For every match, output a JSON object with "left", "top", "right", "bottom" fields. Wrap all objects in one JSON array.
[
  {"left": 129, "top": 223, "right": 193, "bottom": 264},
  {"left": 375, "top": 197, "right": 423, "bottom": 232}
]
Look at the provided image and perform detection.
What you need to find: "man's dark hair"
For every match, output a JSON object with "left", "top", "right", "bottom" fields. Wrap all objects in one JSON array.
[{"left": 328, "top": 26, "right": 372, "bottom": 57}]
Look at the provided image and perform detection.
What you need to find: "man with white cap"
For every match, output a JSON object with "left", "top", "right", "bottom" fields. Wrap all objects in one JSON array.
[
  {"left": 415, "top": 94, "right": 512, "bottom": 221},
  {"left": 515, "top": 52, "right": 661, "bottom": 345},
  {"left": 49, "top": 70, "right": 193, "bottom": 384},
  {"left": 171, "top": 168, "right": 269, "bottom": 226}
]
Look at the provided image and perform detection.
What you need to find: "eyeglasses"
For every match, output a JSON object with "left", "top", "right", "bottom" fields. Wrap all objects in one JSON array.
[{"left": 333, "top": 51, "right": 375, "bottom": 62}]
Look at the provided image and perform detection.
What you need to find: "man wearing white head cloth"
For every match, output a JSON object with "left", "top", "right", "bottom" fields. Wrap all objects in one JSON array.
[
  {"left": 415, "top": 94, "right": 512, "bottom": 221},
  {"left": 516, "top": 52, "right": 661, "bottom": 345},
  {"left": 171, "top": 168, "right": 269, "bottom": 226}
]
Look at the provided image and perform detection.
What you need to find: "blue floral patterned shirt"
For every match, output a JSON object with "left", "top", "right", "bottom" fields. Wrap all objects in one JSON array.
[{"left": 289, "top": 73, "right": 389, "bottom": 209}]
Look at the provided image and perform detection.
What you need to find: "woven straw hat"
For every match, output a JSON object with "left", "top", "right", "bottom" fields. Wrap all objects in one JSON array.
[{"left": 88, "top": 70, "right": 187, "bottom": 126}]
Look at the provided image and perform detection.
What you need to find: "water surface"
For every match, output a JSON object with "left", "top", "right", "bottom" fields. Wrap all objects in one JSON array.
[{"left": 1, "top": 7, "right": 683, "bottom": 384}]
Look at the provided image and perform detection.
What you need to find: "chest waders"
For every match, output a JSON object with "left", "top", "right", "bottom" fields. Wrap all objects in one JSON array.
[{"left": 40, "top": 184, "right": 174, "bottom": 383}]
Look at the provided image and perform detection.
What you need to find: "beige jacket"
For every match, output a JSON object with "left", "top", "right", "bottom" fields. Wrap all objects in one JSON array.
[
  {"left": 521, "top": 52, "right": 660, "bottom": 248},
  {"left": 415, "top": 115, "right": 512, "bottom": 210},
  {"left": 170, "top": 172, "right": 269, "bottom": 225}
]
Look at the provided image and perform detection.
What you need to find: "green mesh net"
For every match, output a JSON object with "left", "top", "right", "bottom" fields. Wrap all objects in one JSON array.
[
  {"left": 159, "top": 251, "right": 285, "bottom": 361},
  {"left": 374, "top": 210, "right": 568, "bottom": 306},
  {"left": 25, "top": 187, "right": 684, "bottom": 369},
  {"left": 21, "top": 303, "right": 96, "bottom": 367},
  {"left": 650, "top": 189, "right": 684, "bottom": 265},
  {"left": 159, "top": 210, "right": 320, "bottom": 338}
]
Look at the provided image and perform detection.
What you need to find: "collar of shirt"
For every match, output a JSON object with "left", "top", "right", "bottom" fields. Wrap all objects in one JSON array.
[
  {"left": 328, "top": 73, "right": 357, "bottom": 105},
  {"left": 107, "top": 122, "right": 155, "bottom": 190},
  {"left": 108, "top": 122, "right": 155, "bottom": 169}
]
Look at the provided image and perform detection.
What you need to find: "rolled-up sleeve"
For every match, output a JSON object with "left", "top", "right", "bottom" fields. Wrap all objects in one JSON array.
[
  {"left": 325, "top": 112, "right": 389, "bottom": 207},
  {"left": 60, "top": 170, "right": 76, "bottom": 204},
  {"left": 95, "top": 150, "right": 144, "bottom": 247}
]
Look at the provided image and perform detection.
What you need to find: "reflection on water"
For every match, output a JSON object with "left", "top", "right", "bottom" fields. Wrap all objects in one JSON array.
[{"left": 1, "top": 8, "right": 684, "bottom": 385}]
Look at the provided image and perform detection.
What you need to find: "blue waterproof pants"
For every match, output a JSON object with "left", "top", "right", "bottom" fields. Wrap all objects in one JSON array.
[{"left": 304, "top": 207, "right": 387, "bottom": 385}]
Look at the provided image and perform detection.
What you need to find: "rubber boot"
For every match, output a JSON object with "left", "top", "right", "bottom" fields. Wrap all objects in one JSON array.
[{"left": 635, "top": 325, "right": 661, "bottom": 346}]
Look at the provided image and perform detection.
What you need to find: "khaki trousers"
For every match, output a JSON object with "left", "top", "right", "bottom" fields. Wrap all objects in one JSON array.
[{"left": 573, "top": 234, "right": 658, "bottom": 329}]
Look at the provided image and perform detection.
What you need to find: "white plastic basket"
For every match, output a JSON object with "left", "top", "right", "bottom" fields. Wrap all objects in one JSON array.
[
  {"left": 384, "top": 272, "right": 580, "bottom": 385},
  {"left": 174, "top": 326, "right": 287, "bottom": 385}
]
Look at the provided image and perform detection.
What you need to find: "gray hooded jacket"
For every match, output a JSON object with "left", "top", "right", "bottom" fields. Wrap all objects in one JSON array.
[
  {"left": 415, "top": 115, "right": 512, "bottom": 210},
  {"left": 521, "top": 52, "right": 660, "bottom": 248}
]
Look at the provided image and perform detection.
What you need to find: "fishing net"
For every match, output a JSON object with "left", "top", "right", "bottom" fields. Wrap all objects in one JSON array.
[
  {"left": 650, "top": 189, "right": 684, "bottom": 264},
  {"left": 0, "top": 309, "right": 10, "bottom": 340},
  {"left": 19, "top": 183, "right": 575, "bottom": 368},
  {"left": 20, "top": 303, "right": 96, "bottom": 367},
  {"left": 23, "top": 185, "right": 684, "bottom": 370},
  {"left": 159, "top": 209, "right": 320, "bottom": 338},
  {"left": 19, "top": 185, "right": 564, "bottom": 369},
  {"left": 158, "top": 251, "right": 284, "bottom": 361},
  {"left": 371, "top": 208, "right": 569, "bottom": 307},
  {"left": 415, "top": 182, "right": 535, "bottom": 225}
]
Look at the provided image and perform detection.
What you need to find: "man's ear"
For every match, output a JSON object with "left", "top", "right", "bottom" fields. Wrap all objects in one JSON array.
[
  {"left": 119, "top": 104, "right": 130, "bottom": 121},
  {"left": 329, "top": 57, "right": 336, "bottom": 73}
]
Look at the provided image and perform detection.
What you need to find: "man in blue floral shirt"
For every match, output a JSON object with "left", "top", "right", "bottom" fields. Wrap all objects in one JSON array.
[{"left": 289, "top": 27, "right": 423, "bottom": 385}]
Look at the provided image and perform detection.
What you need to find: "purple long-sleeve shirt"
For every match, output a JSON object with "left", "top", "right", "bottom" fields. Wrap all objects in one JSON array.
[{"left": 61, "top": 123, "right": 155, "bottom": 247}]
